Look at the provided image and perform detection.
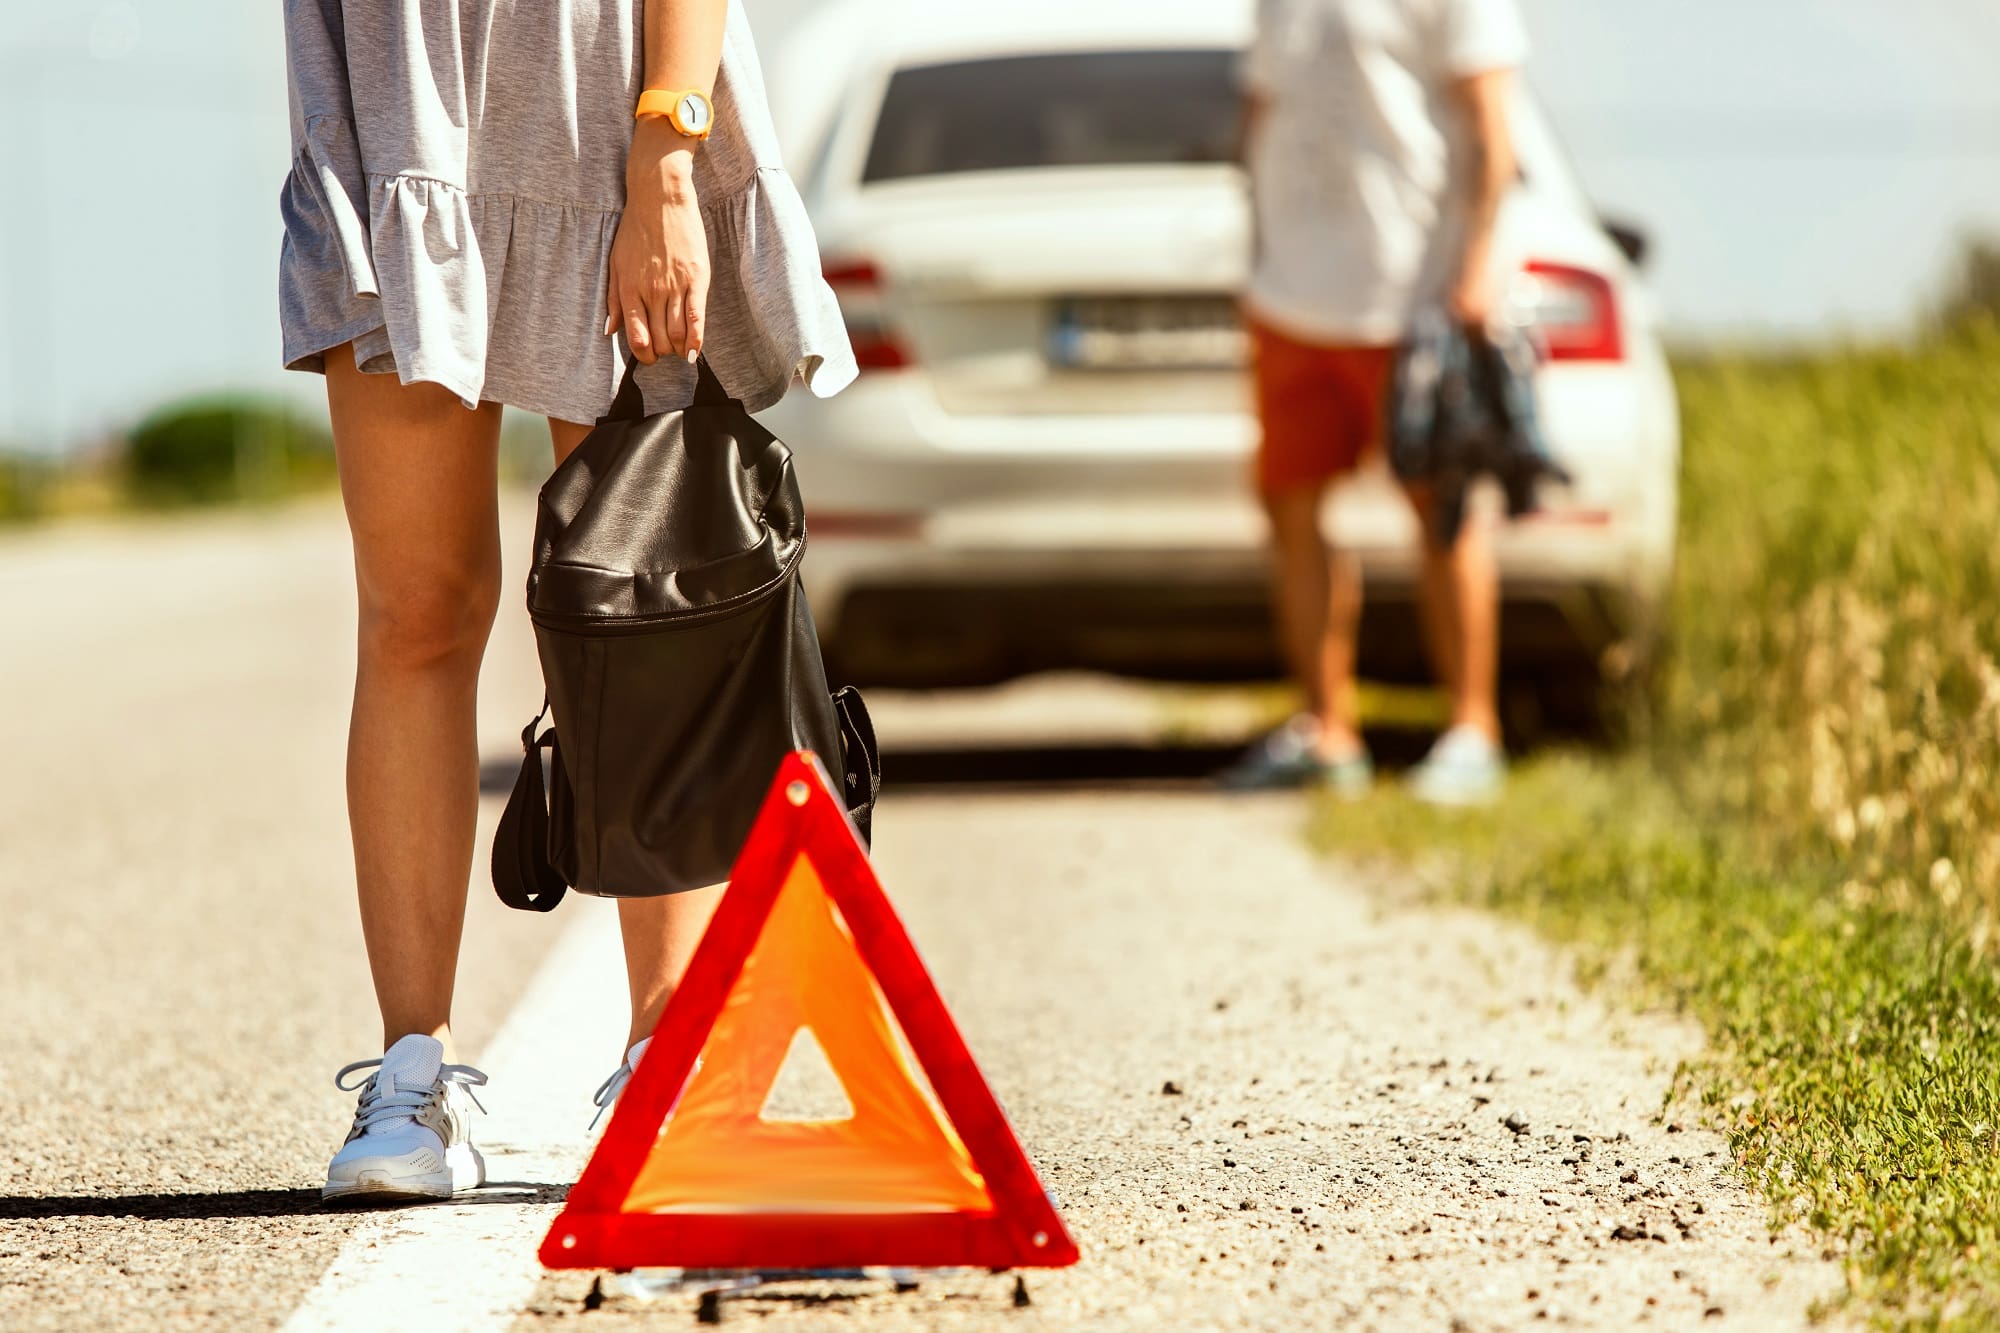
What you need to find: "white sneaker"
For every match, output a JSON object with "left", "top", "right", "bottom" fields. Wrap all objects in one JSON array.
[
  {"left": 323, "top": 1034, "right": 488, "bottom": 1203},
  {"left": 589, "top": 1036, "right": 652, "bottom": 1130},
  {"left": 1409, "top": 725, "right": 1505, "bottom": 807}
]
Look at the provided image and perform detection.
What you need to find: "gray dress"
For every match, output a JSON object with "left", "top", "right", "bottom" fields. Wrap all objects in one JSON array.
[{"left": 279, "top": 0, "right": 856, "bottom": 422}]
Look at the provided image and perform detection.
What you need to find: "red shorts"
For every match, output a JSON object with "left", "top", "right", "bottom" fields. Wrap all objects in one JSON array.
[{"left": 1249, "top": 317, "right": 1396, "bottom": 496}]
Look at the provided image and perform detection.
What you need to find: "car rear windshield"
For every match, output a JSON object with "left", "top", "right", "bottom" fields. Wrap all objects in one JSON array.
[{"left": 861, "top": 50, "right": 1238, "bottom": 184}]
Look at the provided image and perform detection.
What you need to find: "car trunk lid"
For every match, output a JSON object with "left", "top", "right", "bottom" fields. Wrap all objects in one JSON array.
[{"left": 833, "top": 169, "right": 1251, "bottom": 416}]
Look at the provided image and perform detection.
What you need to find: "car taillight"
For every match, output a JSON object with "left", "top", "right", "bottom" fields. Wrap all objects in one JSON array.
[
  {"left": 1519, "top": 261, "right": 1623, "bottom": 363},
  {"left": 823, "top": 259, "right": 913, "bottom": 370}
]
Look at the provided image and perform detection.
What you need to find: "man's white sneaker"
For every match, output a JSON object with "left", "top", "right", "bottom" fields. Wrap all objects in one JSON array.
[
  {"left": 323, "top": 1034, "right": 489, "bottom": 1203},
  {"left": 1409, "top": 725, "right": 1505, "bottom": 807}
]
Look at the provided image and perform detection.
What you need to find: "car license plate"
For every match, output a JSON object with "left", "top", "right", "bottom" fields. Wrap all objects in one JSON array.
[{"left": 1046, "top": 296, "right": 1247, "bottom": 371}]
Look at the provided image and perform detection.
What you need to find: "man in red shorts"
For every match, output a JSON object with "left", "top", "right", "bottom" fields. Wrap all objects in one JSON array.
[{"left": 1223, "top": 0, "right": 1527, "bottom": 804}]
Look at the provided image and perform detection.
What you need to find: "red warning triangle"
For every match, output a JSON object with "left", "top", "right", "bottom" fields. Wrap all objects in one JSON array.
[{"left": 541, "top": 752, "right": 1080, "bottom": 1271}]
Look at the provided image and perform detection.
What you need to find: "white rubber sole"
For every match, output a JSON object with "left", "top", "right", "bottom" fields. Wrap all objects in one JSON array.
[{"left": 322, "top": 1142, "right": 486, "bottom": 1204}]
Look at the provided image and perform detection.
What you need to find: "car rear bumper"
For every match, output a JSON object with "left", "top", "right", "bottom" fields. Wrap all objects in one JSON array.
[
  {"left": 806, "top": 531, "right": 1657, "bottom": 689},
  {"left": 824, "top": 577, "right": 1633, "bottom": 690}
]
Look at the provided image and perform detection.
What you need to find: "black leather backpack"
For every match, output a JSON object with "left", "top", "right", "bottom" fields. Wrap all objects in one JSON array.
[{"left": 492, "top": 357, "right": 879, "bottom": 912}]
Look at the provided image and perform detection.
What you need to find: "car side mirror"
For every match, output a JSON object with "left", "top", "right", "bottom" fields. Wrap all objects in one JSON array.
[{"left": 1601, "top": 217, "right": 1650, "bottom": 269}]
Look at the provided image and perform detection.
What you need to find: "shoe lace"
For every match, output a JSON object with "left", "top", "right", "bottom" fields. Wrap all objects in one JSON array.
[
  {"left": 588, "top": 1053, "right": 699, "bottom": 1131},
  {"left": 335, "top": 1058, "right": 489, "bottom": 1135},
  {"left": 588, "top": 1061, "right": 634, "bottom": 1131}
]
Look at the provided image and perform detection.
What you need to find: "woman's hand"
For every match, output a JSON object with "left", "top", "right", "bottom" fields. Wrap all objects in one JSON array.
[{"left": 606, "top": 121, "right": 709, "bottom": 364}]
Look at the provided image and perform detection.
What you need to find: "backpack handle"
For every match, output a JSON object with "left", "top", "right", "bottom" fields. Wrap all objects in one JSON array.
[{"left": 598, "top": 353, "right": 733, "bottom": 425}]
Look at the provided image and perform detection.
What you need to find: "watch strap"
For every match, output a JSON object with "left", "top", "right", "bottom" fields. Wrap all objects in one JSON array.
[{"left": 634, "top": 88, "right": 712, "bottom": 139}]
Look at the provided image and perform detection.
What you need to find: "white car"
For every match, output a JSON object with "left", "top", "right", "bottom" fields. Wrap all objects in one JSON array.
[{"left": 762, "top": 0, "right": 1680, "bottom": 732}]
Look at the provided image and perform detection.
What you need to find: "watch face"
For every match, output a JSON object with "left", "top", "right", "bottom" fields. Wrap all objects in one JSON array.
[{"left": 677, "top": 93, "right": 711, "bottom": 133}]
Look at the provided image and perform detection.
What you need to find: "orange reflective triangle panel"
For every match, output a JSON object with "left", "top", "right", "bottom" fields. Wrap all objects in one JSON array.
[
  {"left": 541, "top": 753, "right": 1079, "bottom": 1272},
  {"left": 621, "top": 854, "right": 991, "bottom": 1214}
]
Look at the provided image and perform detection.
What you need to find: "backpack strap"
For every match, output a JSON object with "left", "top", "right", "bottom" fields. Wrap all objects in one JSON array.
[
  {"left": 492, "top": 703, "right": 570, "bottom": 912},
  {"left": 831, "top": 685, "right": 881, "bottom": 847}
]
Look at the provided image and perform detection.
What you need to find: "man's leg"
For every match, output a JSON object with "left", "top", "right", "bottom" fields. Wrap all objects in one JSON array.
[
  {"left": 1243, "top": 319, "right": 1375, "bottom": 773},
  {"left": 1263, "top": 484, "right": 1364, "bottom": 758},
  {"left": 1404, "top": 485, "right": 1502, "bottom": 742}
]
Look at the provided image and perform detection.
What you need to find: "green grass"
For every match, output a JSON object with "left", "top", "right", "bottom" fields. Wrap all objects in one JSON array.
[
  {"left": 1316, "top": 318, "right": 2000, "bottom": 1327},
  {"left": 1318, "top": 763, "right": 2000, "bottom": 1327}
]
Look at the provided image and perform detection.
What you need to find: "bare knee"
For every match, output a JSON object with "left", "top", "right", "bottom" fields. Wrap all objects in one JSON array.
[
  {"left": 1261, "top": 485, "right": 1326, "bottom": 551},
  {"left": 357, "top": 565, "right": 501, "bottom": 675}
]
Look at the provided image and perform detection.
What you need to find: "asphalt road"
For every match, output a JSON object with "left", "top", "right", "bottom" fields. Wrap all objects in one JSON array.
[{"left": 0, "top": 500, "right": 1840, "bottom": 1330}]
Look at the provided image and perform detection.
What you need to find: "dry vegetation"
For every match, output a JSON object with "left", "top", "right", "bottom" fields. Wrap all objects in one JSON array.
[{"left": 1666, "top": 319, "right": 2000, "bottom": 942}]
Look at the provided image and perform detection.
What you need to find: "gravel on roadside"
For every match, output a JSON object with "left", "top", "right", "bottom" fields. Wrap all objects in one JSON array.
[{"left": 520, "top": 791, "right": 1842, "bottom": 1331}]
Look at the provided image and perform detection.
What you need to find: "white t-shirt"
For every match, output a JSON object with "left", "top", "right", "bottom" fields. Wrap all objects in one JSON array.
[{"left": 1242, "top": 0, "right": 1530, "bottom": 345}]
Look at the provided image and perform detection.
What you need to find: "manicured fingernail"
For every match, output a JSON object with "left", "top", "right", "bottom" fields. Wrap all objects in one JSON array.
[{"left": 686, "top": 349, "right": 698, "bottom": 364}]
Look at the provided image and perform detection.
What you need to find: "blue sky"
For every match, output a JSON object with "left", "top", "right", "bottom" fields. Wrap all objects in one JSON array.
[
  {"left": 2, "top": 0, "right": 1997, "bottom": 451},
  {"left": 1518, "top": 0, "right": 2000, "bottom": 339}
]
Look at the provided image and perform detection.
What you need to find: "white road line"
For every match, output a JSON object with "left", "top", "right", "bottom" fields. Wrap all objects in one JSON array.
[{"left": 282, "top": 905, "right": 627, "bottom": 1333}]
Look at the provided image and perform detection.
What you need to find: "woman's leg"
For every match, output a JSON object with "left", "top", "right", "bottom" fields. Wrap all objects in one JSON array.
[
  {"left": 549, "top": 417, "right": 728, "bottom": 1054},
  {"left": 331, "top": 346, "right": 505, "bottom": 1052},
  {"left": 614, "top": 891, "right": 726, "bottom": 1049}
]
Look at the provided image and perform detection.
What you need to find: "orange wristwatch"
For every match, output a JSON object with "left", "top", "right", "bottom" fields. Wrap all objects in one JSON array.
[{"left": 635, "top": 88, "right": 714, "bottom": 139}]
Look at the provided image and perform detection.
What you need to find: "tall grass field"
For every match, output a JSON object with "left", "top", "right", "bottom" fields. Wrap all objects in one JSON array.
[{"left": 1320, "top": 317, "right": 2000, "bottom": 1327}]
